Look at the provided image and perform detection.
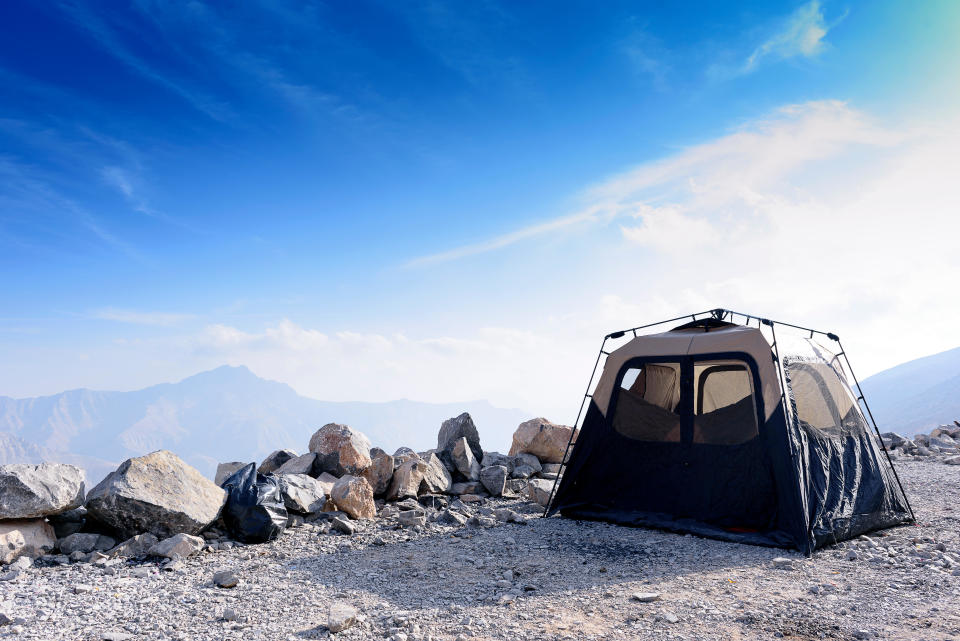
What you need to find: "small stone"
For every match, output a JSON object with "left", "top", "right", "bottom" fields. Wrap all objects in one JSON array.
[
  {"left": 659, "top": 611, "right": 679, "bottom": 624},
  {"left": 222, "top": 607, "right": 239, "bottom": 622},
  {"left": 632, "top": 592, "right": 661, "bottom": 602},
  {"left": 398, "top": 510, "right": 426, "bottom": 528},
  {"left": 331, "top": 516, "right": 355, "bottom": 535},
  {"left": 148, "top": 533, "right": 205, "bottom": 559},
  {"left": 74, "top": 584, "right": 94, "bottom": 594},
  {"left": 771, "top": 557, "right": 794, "bottom": 570},
  {"left": 328, "top": 602, "right": 358, "bottom": 633},
  {"left": 213, "top": 570, "right": 239, "bottom": 588},
  {"left": 846, "top": 549, "right": 859, "bottom": 561}
]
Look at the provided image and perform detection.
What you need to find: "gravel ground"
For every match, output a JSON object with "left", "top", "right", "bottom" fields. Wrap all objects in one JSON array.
[{"left": 2, "top": 459, "right": 958, "bottom": 641}]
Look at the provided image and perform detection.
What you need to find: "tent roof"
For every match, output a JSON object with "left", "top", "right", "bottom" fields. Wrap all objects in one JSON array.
[{"left": 592, "top": 324, "right": 783, "bottom": 420}]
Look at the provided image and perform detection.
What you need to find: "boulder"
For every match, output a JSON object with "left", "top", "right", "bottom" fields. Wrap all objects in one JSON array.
[
  {"left": 421, "top": 452, "right": 453, "bottom": 494},
  {"left": 273, "top": 453, "right": 318, "bottom": 476},
  {"left": 881, "top": 432, "right": 908, "bottom": 449},
  {"left": 0, "top": 519, "right": 56, "bottom": 564},
  {"left": 481, "top": 452, "right": 514, "bottom": 472},
  {"left": 511, "top": 464, "right": 537, "bottom": 479},
  {"left": 437, "top": 413, "right": 483, "bottom": 470},
  {"left": 930, "top": 436, "right": 959, "bottom": 452},
  {"left": 309, "top": 424, "right": 372, "bottom": 477},
  {"left": 0, "top": 463, "right": 85, "bottom": 519},
  {"left": 215, "top": 462, "right": 247, "bottom": 487},
  {"left": 315, "top": 472, "right": 339, "bottom": 495},
  {"left": 387, "top": 453, "right": 452, "bottom": 500},
  {"left": 107, "top": 533, "right": 159, "bottom": 558},
  {"left": 279, "top": 474, "right": 329, "bottom": 514},
  {"left": 526, "top": 478, "right": 555, "bottom": 507},
  {"left": 58, "top": 533, "right": 115, "bottom": 555},
  {"left": 361, "top": 450, "right": 394, "bottom": 497},
  {"left": 480, "top": 465, "right": 508, "bottom": 497},
  {"left": 451, "top": 437, "right": 481, "bottom": 481},
  {"left": 505, "top": 479, "right": 528, "bottom": 496},
  {"left": 450, "top": 481, "right": 485, "bottom": 495},
  {"left": 387, "top": 459, "right": 425, "bottom": 500},
  {"left": 509, "top": 418, "right": 577, "bottom": 464},
  {"left": 944, "top": 455, "right": 960, "bottom": 466},
  {"left": 85, "top": 450, "right": 227, "bottom": 540},
  {"left": 513, "top": 452, "right": 542, "bottom": 474},
  {"left": 148, "top": 533, "right": 205, "bottom": 559},
  {"left": 392, "top": 447, "right": 419, "bottom": 468},
  {"left": 330, "top": 476, "right": 376, "bottom": 520},
  {"left": 257, "top": 450, "right": 298, "bottom": 475}
]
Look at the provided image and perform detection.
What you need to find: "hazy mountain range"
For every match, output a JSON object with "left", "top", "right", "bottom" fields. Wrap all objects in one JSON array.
[
  {"left": 860, "top": 345, "right": 960, "bottom": 437},
  {"left": 0, "top": 365, "right": 530, "bottom": 485},
  {"left": 1, "top": 345, "right": 956, "bottom": 486}
]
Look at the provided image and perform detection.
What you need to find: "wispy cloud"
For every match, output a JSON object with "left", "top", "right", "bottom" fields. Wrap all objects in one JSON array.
[
  {"left": 93, "top": 308, "right": 195, "bottom": 326},
  {"left": 743, "top": 1, "right": 833, "bottom": 72},
  {"left": 405, "top": 203, "right": 623, "bottom": 266},
  {"left": 58, "top": 2, "right": 235, "bottom": 123},
  {"left": 407, "top": 100, "right": 894, "bottom": 266},
  {"left": 0, "top": 155, "right": 144, "bottom": 261}
]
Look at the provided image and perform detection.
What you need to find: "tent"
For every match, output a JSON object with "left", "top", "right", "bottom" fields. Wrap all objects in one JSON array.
[{"left": 545, "top": 309, "right": 913, "bottom": 554}]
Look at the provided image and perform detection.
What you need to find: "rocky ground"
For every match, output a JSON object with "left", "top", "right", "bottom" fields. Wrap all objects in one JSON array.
[{"left": 0, "top": 458, "right": 956, "bottom": 641}]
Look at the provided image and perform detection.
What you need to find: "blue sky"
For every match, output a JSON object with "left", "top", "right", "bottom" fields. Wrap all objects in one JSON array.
[{"left": 2, "top": 1, "right": 959, "bottom": 418}]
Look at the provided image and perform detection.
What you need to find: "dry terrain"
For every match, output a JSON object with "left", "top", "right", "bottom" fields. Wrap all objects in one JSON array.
[{"left": 2, "top": 459, "right": 958, "bottom": 641}]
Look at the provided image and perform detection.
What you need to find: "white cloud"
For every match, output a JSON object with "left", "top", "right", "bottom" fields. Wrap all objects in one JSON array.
[
  {"left": 744, "top": 1, "right": 832, "bottom": 72},
  {"left": 10, "top": 100, "right": 959, "bottom": 431}
]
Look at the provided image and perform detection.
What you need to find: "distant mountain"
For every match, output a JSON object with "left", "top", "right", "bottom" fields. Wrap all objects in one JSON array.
[
  {"left": 861, "top": 346, "right": 960, "bottom": 436},
  {"left": 0, "top": 365, "right": 531, "bottom": 484}
]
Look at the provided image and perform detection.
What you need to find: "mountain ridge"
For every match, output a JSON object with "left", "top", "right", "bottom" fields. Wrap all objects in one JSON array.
[{"left": 0, "top": 365, "right": 531, "bottom": 484}]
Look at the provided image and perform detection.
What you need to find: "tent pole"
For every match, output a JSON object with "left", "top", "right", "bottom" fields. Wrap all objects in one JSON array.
[
  {"left": 542, "top": 336, "right": 609, "bottom": 516},
  {"left": 835, "top": 339, "right": 916, "bottom": 523},
  {"left": 767, "top": 321, "right": 815, "bottom": 553}
]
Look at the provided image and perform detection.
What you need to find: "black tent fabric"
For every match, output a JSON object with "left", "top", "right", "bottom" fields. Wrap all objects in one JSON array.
[{"left": 546, "top": 313, "right": 913, "bottom": 554}]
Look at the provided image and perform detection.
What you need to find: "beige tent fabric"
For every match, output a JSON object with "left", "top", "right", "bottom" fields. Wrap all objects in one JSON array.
[{"left": 592, "top": 325, "right": 782, "bottom": 420}]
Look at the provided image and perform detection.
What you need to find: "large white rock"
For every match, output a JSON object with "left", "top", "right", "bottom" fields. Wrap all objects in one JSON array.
[
  {"left": 451, "top": 437, "right": 481, "bottom": 481},
  {"left": 309, "top": 424, "right": 372, "bottom": 477},
  {"left": 279, "top": 474, "right": 329, "bottom": 514},
  {"left": 85, "top": 450, "right": 227, "bottom": 540},
  {"left": 0, "top": 519, "right": 56, "bottom": 564},
  {"left": 509, "top": 418, "right": 578, "bottom": 464},
  {"left": 148, "top": 533, "right": 205, "bottom": 559},
  {"left": 526, "top": 478, "right": 555, "bottom": 507},
  {"left": 274, "top": 452, "right": 318, "bottom": 475},
  {"left": 330, "top": 476, "right": 376, "bottom": 520},
  {"left": 387, "top": 452, "right": 453, "bottom": 500},
  {"left": 421, "top": 452, "right": 452, "bottom": 494},
  {"left": 0, "top": 463, "right": 86, "bottom": 519}
]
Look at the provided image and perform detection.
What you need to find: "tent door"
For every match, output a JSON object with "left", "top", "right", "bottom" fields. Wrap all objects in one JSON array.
[{"left": 609, "top": 353, "right": 777, "bottom": 531}]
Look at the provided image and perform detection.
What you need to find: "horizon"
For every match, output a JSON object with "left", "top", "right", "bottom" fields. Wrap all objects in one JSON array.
[{"left": 2, "top": 1, "right": 959, "bottom": 421}]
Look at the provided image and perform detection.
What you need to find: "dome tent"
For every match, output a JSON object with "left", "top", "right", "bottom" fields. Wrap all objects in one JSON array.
[{"left": 545, "top": 309, "right": 913, "bottom": 555}]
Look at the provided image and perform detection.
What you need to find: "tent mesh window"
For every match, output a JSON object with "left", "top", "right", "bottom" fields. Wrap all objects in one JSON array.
[
  {"left": 785, "top": 359, "right": 868, "bottom": 438},
  {"left": 612, "top": 363, "right": 680, "bottom": 442},
  {"left": 694, "top": 362, "right": 758, "bottom": 445}
]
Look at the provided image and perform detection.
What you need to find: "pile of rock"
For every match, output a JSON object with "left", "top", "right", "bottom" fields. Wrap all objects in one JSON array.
[
  {"left": 881, "top": 421, "right": 960, "bottom": 465},
  {"left": 0, "top": 412, "right": 577, "bottom": 571}
]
